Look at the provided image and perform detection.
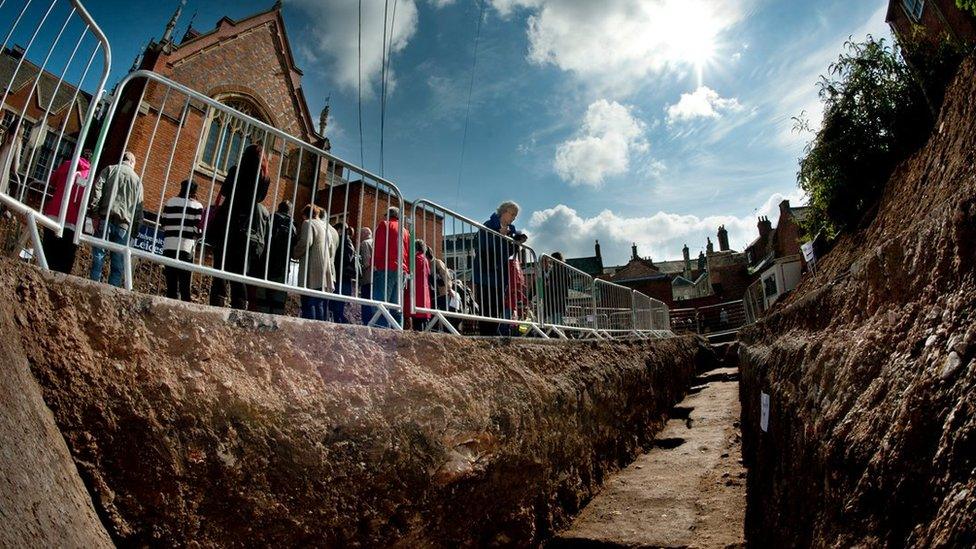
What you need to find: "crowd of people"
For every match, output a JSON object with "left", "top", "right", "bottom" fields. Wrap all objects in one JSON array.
[{"left": 10, "top": 138, "right": 562, "bottom": 335}]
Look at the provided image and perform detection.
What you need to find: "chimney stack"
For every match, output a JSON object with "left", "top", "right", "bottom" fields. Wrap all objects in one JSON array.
[
  {"left": 682, "top": 244, "right": 691, "bottom": 278},
  {"left": 758, "top": 216, "right": 773, "bottom": 239},
  {"left": 595, "top": 239, "right": 602, "bottom": 261},
  {"left": 717, "top": 225, "right": 730, "bottom": 252},
  {"left": 631, "top": 243, "right": 638, "bottom": 261}
]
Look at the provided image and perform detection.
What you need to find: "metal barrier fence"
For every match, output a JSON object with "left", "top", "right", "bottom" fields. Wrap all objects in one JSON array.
[
  {"left": 409, "top": 199, "right": 548, "bottom": 337},
  {"left": 633, "top": 290, "right": 671, "bottom": 336},
  {"left": 670, "top": 299, "right": 747, "bottom": 337},
  {"left": 0, "top": 0, "right": 111, "bottom": 268},
  {"left": 74, "top": 70, "right": 407, "bottom": 327},
  {"left": 594, "top": 278, "right": 634, "bottom": 335},
  {"left": 1, "top": 1, "right": 674, "bottom": 339},
  {"left": 536, "top": 253, "right": 599, "bottom": 338}
]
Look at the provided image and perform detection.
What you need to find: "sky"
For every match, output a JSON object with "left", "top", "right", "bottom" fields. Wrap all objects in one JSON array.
[{"left": 7, "top": 0, "right": 892, "bottom": 266}]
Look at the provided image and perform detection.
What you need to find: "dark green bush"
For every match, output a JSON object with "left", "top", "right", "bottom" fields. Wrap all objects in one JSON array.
[
  {"left": 795, "top": 37, "right": 931, "bottom": 237},
  {"left": 958, "top": 0, "right": 976, "bottom": 18}
]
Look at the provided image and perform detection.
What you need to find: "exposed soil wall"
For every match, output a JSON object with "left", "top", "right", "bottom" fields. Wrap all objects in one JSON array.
[
  {"left": 0, "top": 257, "right": 714, "bottom": 547},
  {"left": 739, "top": 56, "right": 976, "bottom": 547},
  {"left": 0, "top": 271, "right": 112, "bottom": 548}
]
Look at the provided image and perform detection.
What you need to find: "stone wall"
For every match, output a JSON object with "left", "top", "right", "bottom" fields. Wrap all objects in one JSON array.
[{"left": 0, "top": 257, "right": 713, "bottom": 546}]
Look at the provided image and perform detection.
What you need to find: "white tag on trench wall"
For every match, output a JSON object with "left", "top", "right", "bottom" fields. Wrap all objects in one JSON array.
[{"left": 760, "top": 392, "right": 770, "bottom": 432}]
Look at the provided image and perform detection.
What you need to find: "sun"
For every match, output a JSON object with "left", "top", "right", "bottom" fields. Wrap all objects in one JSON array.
[{"left": 658, "top": 0, "right": 725, "bottom": 86}]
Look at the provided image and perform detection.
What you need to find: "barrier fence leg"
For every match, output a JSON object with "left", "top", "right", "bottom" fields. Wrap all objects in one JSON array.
[
  {"left": 530, "top": 324, "right": 550, "bottom": 339},
  {"left": 26, "top": 214, "right": 48, "bottom": 271},
  {"left": 123, "top": 248, "right": 134, "bottom": 291}
]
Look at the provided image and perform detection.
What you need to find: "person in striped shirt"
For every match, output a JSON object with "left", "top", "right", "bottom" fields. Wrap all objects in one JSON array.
[{"left": 161, "top": 180, "right": 204, "bottom": 301}]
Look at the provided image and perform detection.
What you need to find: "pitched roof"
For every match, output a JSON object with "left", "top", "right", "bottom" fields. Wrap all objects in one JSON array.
[
  {"left": 158, "top": 4, "right": 320, "bottom": 144},
  {"left": 0, "top": 48, "right": 92, "bottom": 117},
  {"left": 567, "top": 256, "right": 603, "bottom": 277}
]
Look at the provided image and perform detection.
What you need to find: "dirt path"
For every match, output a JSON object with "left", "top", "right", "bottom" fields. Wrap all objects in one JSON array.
[{"left": 551, "top": 366, "right": 745, "bottom": 548}]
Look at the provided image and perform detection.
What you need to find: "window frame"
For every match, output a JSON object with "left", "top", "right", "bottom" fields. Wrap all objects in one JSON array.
[
  {"left": 194, "top": 94, "right": 271, "bottom": 180},
  {"left": 901, "top": 0, "right": 925, "bottom": 23}
]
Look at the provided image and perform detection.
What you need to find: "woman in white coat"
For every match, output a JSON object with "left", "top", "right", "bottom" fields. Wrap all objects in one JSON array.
[{"left": 0, "top": 118, "right": 23, "bottom": 200}]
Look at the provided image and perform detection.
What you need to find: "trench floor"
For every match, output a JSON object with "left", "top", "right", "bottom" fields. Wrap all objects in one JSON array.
[{"left": 552, "top": 366, "right": 745, "bottom": 548}]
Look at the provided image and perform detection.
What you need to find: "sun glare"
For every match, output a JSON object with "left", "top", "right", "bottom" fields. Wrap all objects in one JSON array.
[{"left": 658, "top": 0, "right": 725, "bottom": 86}]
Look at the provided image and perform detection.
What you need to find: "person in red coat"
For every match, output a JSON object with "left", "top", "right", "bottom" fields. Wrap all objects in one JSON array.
[
  {"left": 41, "top": 150, "right": 92, "bottom": 274},
  {"left": 406, "top": 239, "right": 433, "bottom": 330},
  {"left": 371, "top": 206, "right": 410, "bottom": 327}
]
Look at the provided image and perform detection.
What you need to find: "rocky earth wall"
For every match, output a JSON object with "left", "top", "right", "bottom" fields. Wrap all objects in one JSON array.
[
  {"left": 739, "top": 56, "right": 976, "bottom": 547},
  {"left": 0, "top": 257, "right": 713, "bottom": 547},
  {"left": 0, "top": 270, "right": 113, "bottom": 548}
]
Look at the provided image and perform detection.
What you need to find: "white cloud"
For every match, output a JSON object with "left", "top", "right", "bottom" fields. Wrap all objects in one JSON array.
[
  {"left": 553, "top": 99, "right": 648, "bottom": 187},
  {"left": 288, "top": 0, "right": 419, "bottom": 96},
  {"left": 490, "top": 0, "right": 746, "bottom": 95},
  {"left": 666, "top": 86, "right": 742, "bottom": 123},
  {"left": 526, "top": 191, "right": 805, "bottom": 265}
]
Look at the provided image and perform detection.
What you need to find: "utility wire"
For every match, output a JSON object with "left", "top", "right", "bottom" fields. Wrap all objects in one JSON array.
[
  {"left": 380, "top": 0, "right": 399, "bottom": 178},
  {"left": 379, "top": 0, "right": 390, "bottom": 176},
  {"left": 357, "top": 0, "right": 364, "bottom": 168},
  {"left": 455, "top": 0, "right": 487, "bottom": 209}
]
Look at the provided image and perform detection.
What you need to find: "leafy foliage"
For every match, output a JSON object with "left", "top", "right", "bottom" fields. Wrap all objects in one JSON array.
[
  {"left": 958, "top": 0, "right": 976, "bottom": 17},
  {"left": 795, "top": 37, "right": 931, "bottom": 237}
]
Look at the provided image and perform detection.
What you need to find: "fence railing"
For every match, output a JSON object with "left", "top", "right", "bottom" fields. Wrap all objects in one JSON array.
[
  {"left": 0, "top": 0, "right": 112, "bottom": 268},
  {"left": 2, "top": 3, "right": 673, "bottom": 339},
  {"left": 74, "top": 70, "right": 407, "bottom": 327},
  {"left": 670, "top": 299, "right": 747, "bottom": 336},
  {"left": 408, "top": 201, "right": 672, "bottom": 339}
]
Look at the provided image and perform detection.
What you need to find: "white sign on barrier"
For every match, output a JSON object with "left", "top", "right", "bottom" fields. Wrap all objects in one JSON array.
[{"left": 760, "top": 392, "right": 770, "bottom": 432}]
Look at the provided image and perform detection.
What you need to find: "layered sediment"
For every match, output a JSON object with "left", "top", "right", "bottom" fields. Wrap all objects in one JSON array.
[
  {"left": 0, "top": 257, "right": 713, "bottom": 546},
  {"left": 739, "top": 57, "right": 976, "bottom": 547}
]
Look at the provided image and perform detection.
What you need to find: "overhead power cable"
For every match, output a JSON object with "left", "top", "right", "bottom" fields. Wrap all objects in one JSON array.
[
  {"left": 380, "top": 0, "right": 399, "bottom": 177},
  {"left": 358, "top": 0, "right": 365, "bottom": 168},
  {"left": 455, "top": 0, "right": 487, "bottom": 208}
]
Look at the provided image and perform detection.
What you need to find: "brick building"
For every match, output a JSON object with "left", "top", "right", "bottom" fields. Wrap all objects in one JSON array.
[
  {"left": 100, "top": 2, "right": 327, "bottom": 221},
  {"left": 886, "top": 0, "right": 976, "bottom": 46},
  {"left": 95, "top": 1, "right": 443, "bottom": 255},
  {"left": 0, "top": 46, "right": 93, "bottom": 203}
]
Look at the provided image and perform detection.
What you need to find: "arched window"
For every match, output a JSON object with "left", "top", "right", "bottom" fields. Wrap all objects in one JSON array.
[{"left": 197, "top": 94, "right": 269, "bottom": 175}]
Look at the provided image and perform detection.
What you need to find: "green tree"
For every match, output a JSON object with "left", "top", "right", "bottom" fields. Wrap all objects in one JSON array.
[
  {"left": 958, "top": 0, "right": 976, "bottom": 17},
  {"left": 795, "top": 37, "right": 931, "bottom": 237}
]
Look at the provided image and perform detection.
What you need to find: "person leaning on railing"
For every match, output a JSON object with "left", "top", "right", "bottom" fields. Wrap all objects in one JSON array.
[
  {"left": 41, "top": 149, "right": 92, "bottom": 275},
  {"left": 371, "top": 206, "right": 410, "bottom": 328},
  {"left": 293, "top": 205, "right": 338, "bottom": 322},
  {"left": 253, "top": 200, "right": 296, "bottom": 315},
  {"left": 503, "top": 231, "right": 530, "bottom": 336},
  {"left": 328, "top": 222, "right": 360, "bottom": 324},
  {"left": 207, "top": 143, "right": 270, "bottom": 310},
  {"left": 160, "top": 179, "right": 204, "bottom": 301},
  {"left": 406, "top": 238, "right": 432, "bottom": 331},
  {"left": 0, "top": 118, "right": 23, "bottom": 210},
  {"left": 88, "top": 151, "right": 144, "bottom": 288},
  {"left": 358, "top": 227, "right": 374, "bottom": 325},
  {"left": 473, "top": 200, "right": 519, "bottom": 336}
]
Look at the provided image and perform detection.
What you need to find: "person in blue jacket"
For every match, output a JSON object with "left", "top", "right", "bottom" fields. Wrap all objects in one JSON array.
[{"left": 473, "top": 200, "right": 520, "bottom": 336}]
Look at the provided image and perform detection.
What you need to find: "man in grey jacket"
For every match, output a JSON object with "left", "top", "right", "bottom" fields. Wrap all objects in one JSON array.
[{"left": 89, "top": 151, "right": 144, "bottom": 287}]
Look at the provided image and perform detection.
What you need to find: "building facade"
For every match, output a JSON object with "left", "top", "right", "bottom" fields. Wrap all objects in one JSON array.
[
  {"left": 0, "top": 46, "right": 93, "bottom": 204},
  {"left": 886, "top": 0, "right": 976, "bottom": 46},
  {"left": 100, "top": 2, "right": 329, "bottom": 225}
]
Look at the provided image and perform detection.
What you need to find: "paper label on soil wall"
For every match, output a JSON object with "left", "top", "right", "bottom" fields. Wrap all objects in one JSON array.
[{"left": 760, "top": 392, "right": 770, "bottom": 432}]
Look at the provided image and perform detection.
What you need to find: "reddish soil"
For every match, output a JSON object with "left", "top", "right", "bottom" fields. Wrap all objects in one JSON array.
[
  {"left": 0, "top": 273, "right": 112, "bottom": 548},
  {"left": 0, "top": 256, "right": 716, "bottom": 547}
]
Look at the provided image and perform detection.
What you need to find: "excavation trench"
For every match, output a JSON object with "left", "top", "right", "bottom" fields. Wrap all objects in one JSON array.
[{"left": 0, "top": 257, "right": 718, "bottom": 547}]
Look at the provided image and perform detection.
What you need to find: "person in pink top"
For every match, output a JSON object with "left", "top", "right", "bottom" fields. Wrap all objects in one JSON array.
[
  {"left": 406, "top": 239, "right": 433, "bottom": 330},
  {"left": 41, "top": 150, "right": 92, "bottom": 274}
]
